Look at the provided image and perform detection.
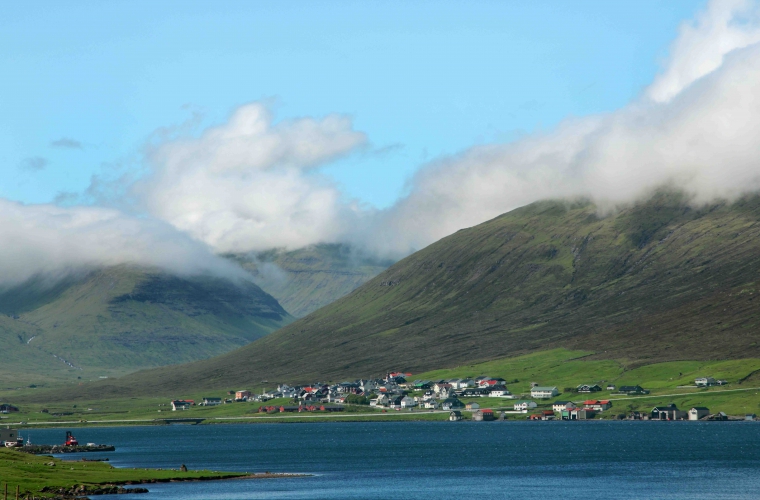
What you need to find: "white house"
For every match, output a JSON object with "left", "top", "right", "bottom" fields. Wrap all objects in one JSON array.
[
  {"left": 689, "top": 407, "right": 710, "bottom": 420},
  {"left": 423, "top": 400, "right": 439, "bottom": 409},
  {"left": 400, "top": 396, "right": 417, "bottom": 408},
  {"left": 171, "top": 400, "right": 191, "bottom": 411},
  {"left": 458, "top": 378, "right": 476, "bottom": 389},
  {"left": 530, "top": 386, "right": 559, "bottom": 399},
  {"left": 489, "top": 389, "right": 512, "bottom": 398},
  {"left": 695, "top": 377, "right": 716, "bottom": 387},
  {"left": 552, "top": 401, "right": 576, "bottom": 412},
  {"left": 514, "top": 400, "right": 538, "bottom": 412}
]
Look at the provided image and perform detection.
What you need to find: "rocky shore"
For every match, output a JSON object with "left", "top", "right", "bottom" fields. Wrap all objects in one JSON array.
[{"left": 36, "top": 473, "right": 309, "bottom": 499}]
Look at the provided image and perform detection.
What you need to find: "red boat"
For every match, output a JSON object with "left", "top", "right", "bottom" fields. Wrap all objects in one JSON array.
[{"left": 64, "top": 431, "right": 78, "bottom": 446}]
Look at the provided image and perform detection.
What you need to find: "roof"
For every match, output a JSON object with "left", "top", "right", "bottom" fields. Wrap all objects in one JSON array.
[
  {"left": 690, "top": 407, "right": 710, "bottom": 411},
  {"left": 531, "top": 386, "right": 557, "bottom": 391},
  {"left": 553, "top": 401, "right": 570, "bottom": 405}
]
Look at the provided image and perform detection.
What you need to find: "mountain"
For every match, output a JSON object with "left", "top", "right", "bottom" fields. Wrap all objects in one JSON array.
[
  {"left": 230, "top": 244, "right": 392, "bottom": 317},
  {"left": 38, "top": 192, "right": 760, "bottom": 397},
  {"left": 0, "top": 266, "right": 292, "bottom": 384}
]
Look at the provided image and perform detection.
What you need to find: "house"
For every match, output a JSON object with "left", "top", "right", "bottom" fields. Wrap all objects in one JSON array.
[
  {"left": 552, "top": 401, "right": 576, "bottom": 413},
  {"left": 745, "top": 414, "right": 756, "bottom": 421},
  {"left": 514, "top": 400, "right": 538, "bottom": 411},
  {"left": 201, "top": 397, "right": 222, "bottom": 406},
  {"left": 449, "top": 410, "right": 463, "bottom": 421},
  {"left": 576, "top": 409, "right": 596, "bottom": 420},
  {"left": 465, "top": 402, "right": 480, "bottom": 410},
  {"left": 389, "top": 396, "right": 404, "bottom": 410},
  {"left": 576, "top": 384, "right": 602, "bottom": 393},
  {"left": 171, "top": 400, "right": 191, "bottom": 411},
  {"left": 0, "top": 404, "right": 19, "bottom": 413},
  {"left": 235, "top": 390, "right": 251, "bottom": 401},
  {"left": 583, "top": 400, "right": 612, "bottom": 412},
  {"left": 689, "top": 407, "right": 710, "bottom": 421},
  {"left": 400, "top": 396, "right": 417, "bottom": 408},
  {"left": 538, "top": 410, "right": 555, "bottom": 420},
  {"left": 458, "top": 378, "right": 476, "bottom": 389},
  {"left": 459, "top": 388, "right": 488, "bottom": 398},
  {"left": 472, "top": 409, "right": 495, "bottom": 421},
  {"left": 530, "top": 386, "right": 559, "bottom": 399},
  {"left": 489, "top": 388, "right": 512, "bottom": 398},
  {"left": 442, "top": 398, "right": 465, "bottom": 411},
  {"left": 479, "top": 378, "right": 507, "bottom": 388},
  {"left": 695, "top": 377, "right": 716, "bottom": 387},
  {"left": 617, "top": 385, "right": 650, "bottom": 395},
  {"left": 423, "top": 400, "right": 439, "bottom": 409},
  {"left": 606, "top": 384, "right": 616, "bottom": 391},
  {"left": 652, "top": 404, "right": 686, "bottom": 420},
  {"left": 370, "top": 394, "right": 390, "bottom": 407},
  {"left": 433, "top": 383, "right": 453, "bottom": 394},
  {"left": 0, "top": 428, "right": 18, "bottom": 444}
]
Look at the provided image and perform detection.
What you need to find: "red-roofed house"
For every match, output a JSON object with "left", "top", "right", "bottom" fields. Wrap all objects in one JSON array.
[{"left": 583, "top": 400, "right": 612, "bottom": 411}]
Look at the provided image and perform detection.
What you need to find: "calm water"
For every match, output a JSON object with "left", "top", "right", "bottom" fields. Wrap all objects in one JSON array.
[{"left": 27, "top": 421, "right": 760, "bottom": 499}]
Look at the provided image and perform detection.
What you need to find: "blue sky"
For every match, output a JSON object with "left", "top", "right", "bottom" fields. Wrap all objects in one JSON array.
[{"left": 1, "top": 0, "right": 705, "bottom": 209}]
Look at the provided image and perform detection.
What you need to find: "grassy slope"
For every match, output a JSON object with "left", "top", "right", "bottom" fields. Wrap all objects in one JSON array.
[
  {"left": 232, "top": 244, "right": 391, "bottom": 318},
  {"left": 20, "top": 192, "right": 760, "bottom": 399},
  {"left": 93, "top": 192, "right": 760, "bottom": 391},
  {"left": 0, "top": 448, "right": 248, "bottom": 498},
  {"left": 0, "top": 266, "right": 292, "bottom": 383}
]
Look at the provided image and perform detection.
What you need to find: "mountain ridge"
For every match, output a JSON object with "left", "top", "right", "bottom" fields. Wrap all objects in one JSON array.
[
  {"left": 20, "top": 192, "right": 760, "bottom": 398},
  {"left": 0, "top": 266, "right": 293, "bottom": 383}
]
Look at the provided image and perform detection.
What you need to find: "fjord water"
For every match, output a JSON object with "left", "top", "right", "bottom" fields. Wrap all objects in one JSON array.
[{"left": 32, "top": 421, "right": 760, "bottom": 499}]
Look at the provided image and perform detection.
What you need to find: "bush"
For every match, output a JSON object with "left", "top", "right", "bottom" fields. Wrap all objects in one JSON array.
[{"left": 345, "top": 394, "right": 370, "bottom": 405}]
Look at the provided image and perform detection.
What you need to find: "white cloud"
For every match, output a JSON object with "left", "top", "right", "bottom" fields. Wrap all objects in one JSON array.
[
  {"left": 133, "top": 103, "right": 366, "bottom": 253},
  {"left": 4, "top": 0, "right": 760, "bottom": 285},
  {"left": 0, "top": 199, "right": 247, "bottom": 288},
  {"left": 647, "top": 0, "right": 760, "bottom": 103},
  {"left": 359, "top": 32, "right": 760, "bottom": 256}
]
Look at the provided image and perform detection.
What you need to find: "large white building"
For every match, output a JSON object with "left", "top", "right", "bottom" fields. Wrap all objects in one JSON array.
[{"left": 530, "top": 386, "right": 559, "bottom": 399}]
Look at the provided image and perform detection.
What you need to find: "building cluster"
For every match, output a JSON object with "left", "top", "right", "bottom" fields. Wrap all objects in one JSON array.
[
  {"left": 169, "top": 373, "right": 516, "bottom": 412},
  {"left": 167, "top": 374, "right": 747, "bottom": 422}
]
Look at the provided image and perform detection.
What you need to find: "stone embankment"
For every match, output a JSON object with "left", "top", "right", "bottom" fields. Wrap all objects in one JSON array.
[{"left": 21, "top": 444, "right": 115, "bottom": 455}]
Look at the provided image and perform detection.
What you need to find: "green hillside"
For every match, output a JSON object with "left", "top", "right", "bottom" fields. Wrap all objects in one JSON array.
[
  {"left": 231, "top": 244, "right": 391, "bottom": 317},
  {"left": 29, "top": 192, "right": 760, "bottom": 397},
  {"left": 0, "top": 266, "right": 292, "bottom": 385}
]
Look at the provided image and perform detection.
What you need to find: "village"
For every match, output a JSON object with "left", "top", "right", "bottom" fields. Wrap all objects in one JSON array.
[{"left": 169, "top": 372, "right": 756, "bottom": 423}]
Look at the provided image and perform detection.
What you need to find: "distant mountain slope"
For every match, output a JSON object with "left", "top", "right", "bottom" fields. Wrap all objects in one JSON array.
[
  {"left": 33, "top": 192, "right": 760, "bottom": 398},
  {"left": 231, "top": 244, "right": 392, "bottom": 317},
  {"left": 0, "top": 266, "right": 292, "bottom": 384}
]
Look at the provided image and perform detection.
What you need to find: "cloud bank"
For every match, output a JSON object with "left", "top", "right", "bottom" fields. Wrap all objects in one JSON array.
[
  {"left": 3, "top": 0, "right": 760, "bottom": 286},
  {"left": 0, "top": 199, "right": 247, "bottom": 289},
  {"left": 132, "top": 103, "right": 366, "bottom": 253}
]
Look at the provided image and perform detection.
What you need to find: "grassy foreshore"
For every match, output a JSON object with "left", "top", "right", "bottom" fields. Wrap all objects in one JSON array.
[{"left": 0, "top": 448, "right": 303, "bottom": 499}]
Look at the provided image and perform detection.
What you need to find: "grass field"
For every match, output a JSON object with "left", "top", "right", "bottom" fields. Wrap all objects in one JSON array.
[{"left": 0, "top": 448, "right": 256, "bottom": 499}]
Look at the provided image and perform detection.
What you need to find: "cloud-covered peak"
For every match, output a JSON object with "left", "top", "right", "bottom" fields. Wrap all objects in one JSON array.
[{"left": 0, "top": 199, "right": 247, "bottom": 289}]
